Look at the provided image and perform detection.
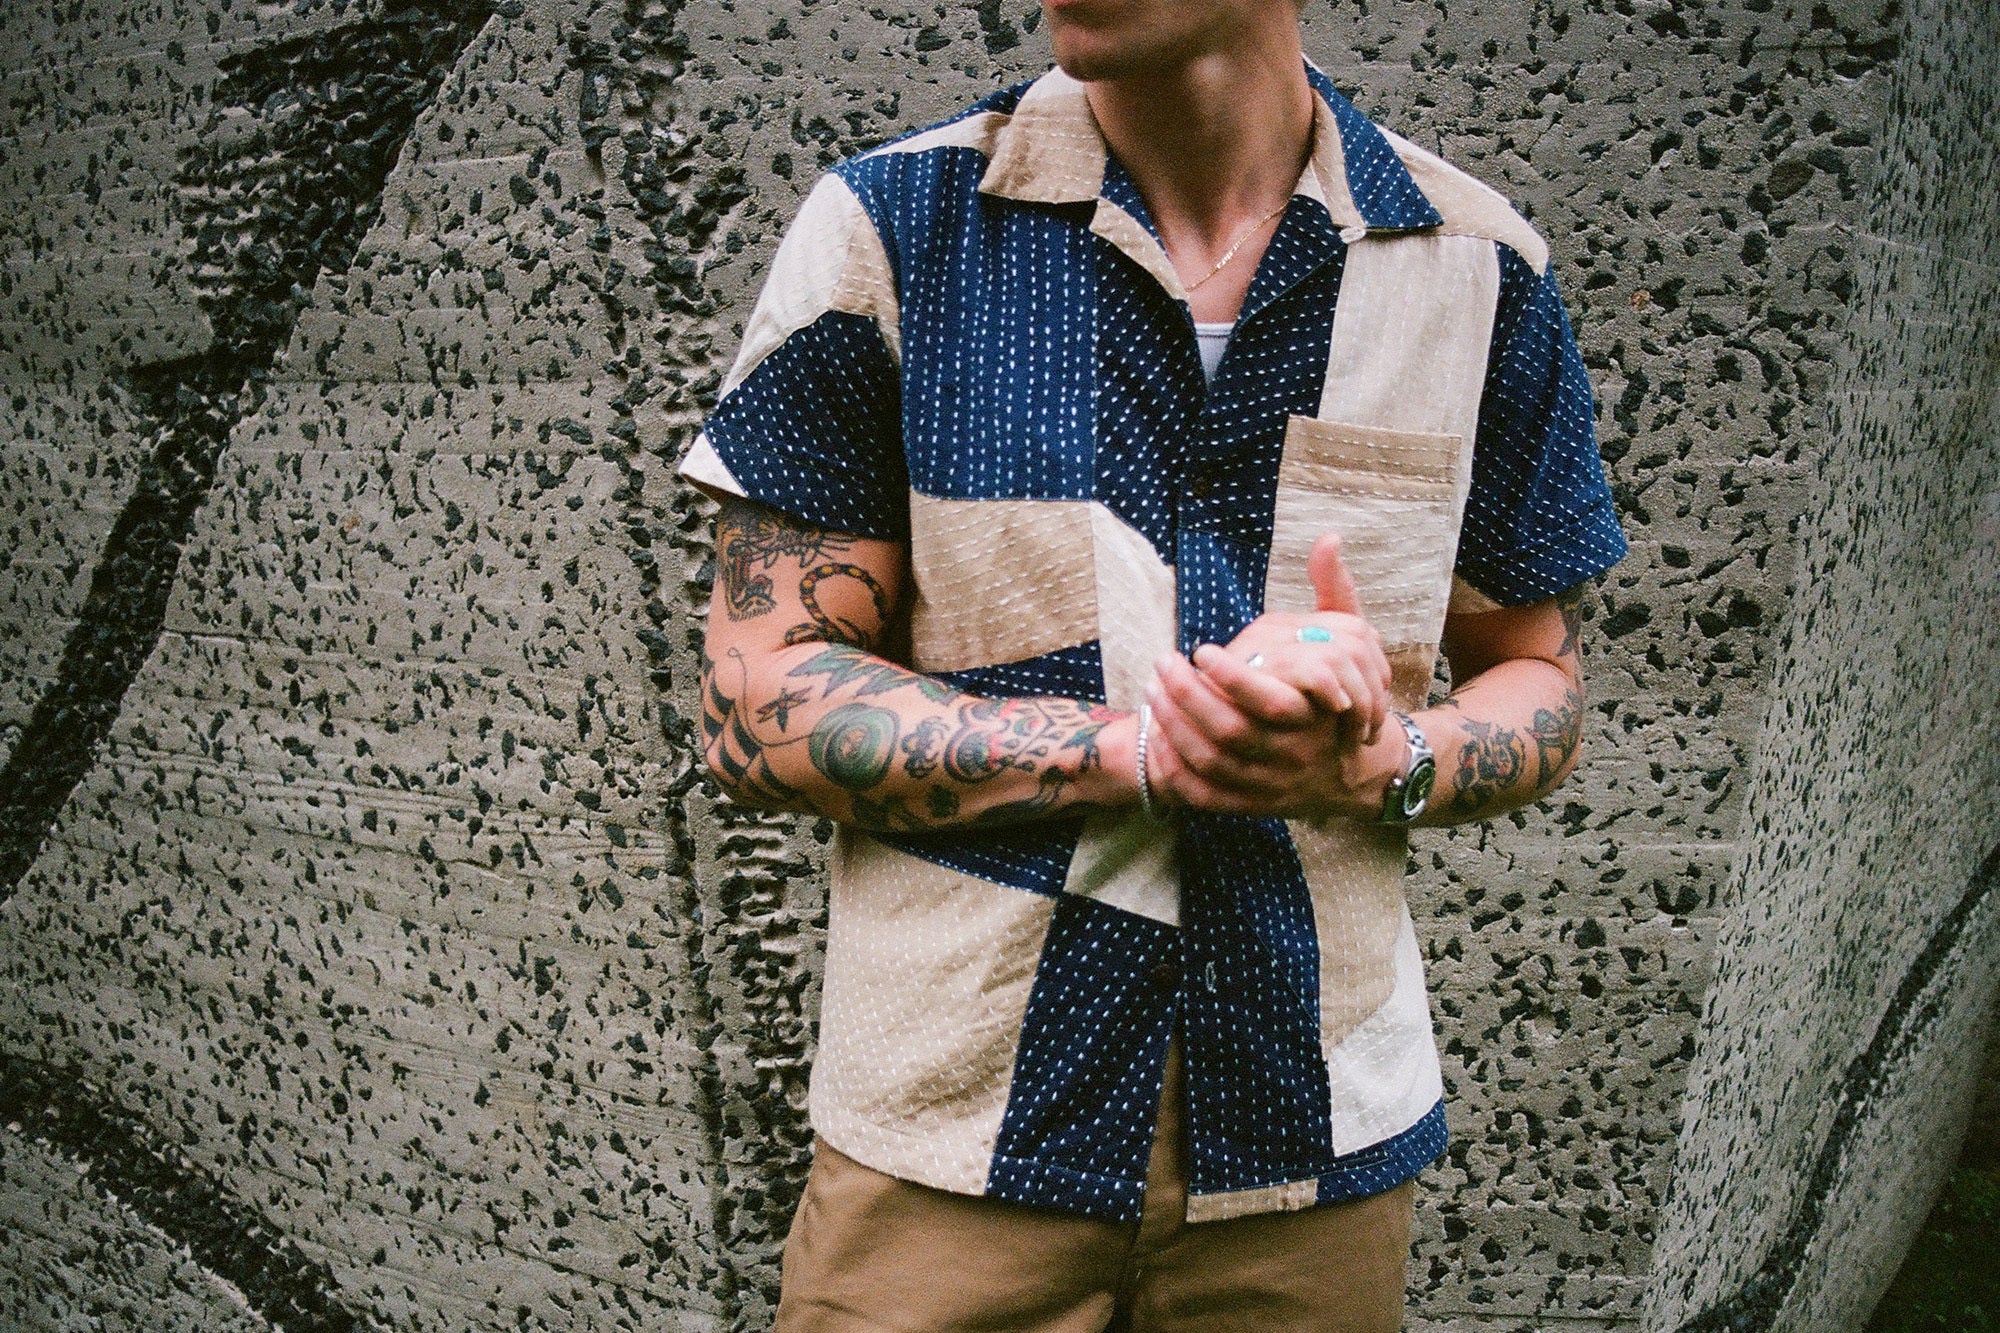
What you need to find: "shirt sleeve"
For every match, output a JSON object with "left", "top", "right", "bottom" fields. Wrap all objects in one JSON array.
[
  {"left": 678, "top": 172, "right": 909, "bottom": 542},
  {"left": 1453, "top": 244, "right": 1628, "bottom": 606}
]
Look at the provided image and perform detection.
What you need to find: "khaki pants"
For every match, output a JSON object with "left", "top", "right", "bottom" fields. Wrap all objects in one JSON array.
[{"left": 775, "top": 1044, "right": 1414, "bottom": 1332}]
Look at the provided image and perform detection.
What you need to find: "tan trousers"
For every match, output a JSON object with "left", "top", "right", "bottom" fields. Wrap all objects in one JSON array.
[{"left": 775, "top": 1044, "right": 1414, "bottom": 1332}]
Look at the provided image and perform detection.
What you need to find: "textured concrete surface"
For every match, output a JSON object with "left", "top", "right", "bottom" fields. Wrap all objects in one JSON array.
[
  {"left": 0, "top": 1122, "right": 273, "bottom": 1333},
  {"left": 0, "top": 0, "right": 1990, "bottom": 1330},
  {"left": 1640, "top": 0, "right": 2000, "bottom": 1325}
]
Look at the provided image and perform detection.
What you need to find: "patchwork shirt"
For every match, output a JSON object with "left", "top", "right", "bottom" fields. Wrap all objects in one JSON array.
[{"left": 681, "top": 66, "right": 1627, "bottom": 1223}]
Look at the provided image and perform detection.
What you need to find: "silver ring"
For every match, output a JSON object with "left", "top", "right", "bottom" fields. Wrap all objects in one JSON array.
[{"left": 1246, "top": 653, "right": 1267, "bottom": 670}]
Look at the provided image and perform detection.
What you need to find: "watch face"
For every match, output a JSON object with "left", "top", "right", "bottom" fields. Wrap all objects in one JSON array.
[{"left": 1404, "top": 759, "right": 1436, "bottom": 816}]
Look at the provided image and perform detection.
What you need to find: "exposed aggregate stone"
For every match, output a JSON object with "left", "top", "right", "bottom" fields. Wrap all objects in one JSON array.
[{"left": 0, "top": 0, "right": 1992, "bottom": 1330}]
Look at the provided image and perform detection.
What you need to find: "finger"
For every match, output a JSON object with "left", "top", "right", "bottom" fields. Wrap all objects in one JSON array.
[
  {"left": 1309, "top": 533, "right": 1363, "bottom": 616},
  {"left": 1347, "top": 656, "right": 1388, "bottom": 744},
  {"left": 1147, "top": 677, "right": 1276, "bottom": 792},
  {"left": 1192, "top": 643, "right": 1315, "bottom": 726},
  {"left": 1284, "top": 655, "right": 1354, "bottom": 715},
  {"left": 1155, "top": 655, "right": 1278, "bottom": 762}
]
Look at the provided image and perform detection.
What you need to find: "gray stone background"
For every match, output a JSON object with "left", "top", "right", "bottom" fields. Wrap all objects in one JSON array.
[{"left": 0, "top": 0, "right": 1993, "bottom": 1330}]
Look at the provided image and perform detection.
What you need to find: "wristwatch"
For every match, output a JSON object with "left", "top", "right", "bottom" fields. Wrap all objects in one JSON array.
[{"left": 1378, "top": 712, "right": 1436, "bottom": 826}]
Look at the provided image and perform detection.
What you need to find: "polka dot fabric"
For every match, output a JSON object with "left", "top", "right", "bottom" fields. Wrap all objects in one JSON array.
[
  {"left": 988, "top": 893, "right": 1178, "bottom": 1219},
  {"left": 685, "top": 65, "right": 1627, "bottom": 1223},
  {"left": 1459, "top": 245, "right": 1632, "bottom": 604}
]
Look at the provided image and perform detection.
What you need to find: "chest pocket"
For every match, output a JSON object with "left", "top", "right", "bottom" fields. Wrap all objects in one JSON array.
[{"left": 1265, "top": 416, "right": 1464, "bottom": 705}]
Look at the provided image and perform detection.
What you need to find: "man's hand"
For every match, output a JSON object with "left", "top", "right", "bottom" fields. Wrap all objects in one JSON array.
[
  {"left": 1143, "top": 535, "right": 1403, "bottom": 821},
  {"left": 1143, "top": 532, "right": 1593, "bottom": 828}
]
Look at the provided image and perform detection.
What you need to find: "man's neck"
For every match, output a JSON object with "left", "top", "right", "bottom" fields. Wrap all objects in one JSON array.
[
  {"left": 1081, "top": 29, "right": 1314, "bottom": 318},
  {"left": 1082, "top": 37, "right": 1313, "bottom": 242}
]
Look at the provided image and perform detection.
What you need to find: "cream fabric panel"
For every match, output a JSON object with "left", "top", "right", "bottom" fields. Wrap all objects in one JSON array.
[
  {"left": 1270, "top": 233, "right": 1502, "bottom": 655},
  {"left": 1381, "top": 128, "right": 1549, "bottom": 273},
  {"left": 977, "top": 68, "right": 1102, "bottom": 203},
  {"left": 720, "top": 173, "right": 901, "bottom": 398},
  {"left": 1317, "top": 232, "right": 1501, "bottom": 446},
  {"left": 858, "top": 109, "right": 1009, "bottom": 166},
  {"left": 1322, "top": 908, "right": 1446, "bottom": 1157},
  {"left": 1289, "top": 816, "right": 1409, "bottom": 1053},
  {"left": 1265, "top": 416, "right": 1461, "bottom": 651},
  {"left": 1062, "top": 505, "right": 1180, "bottom": 927},
  {"left": 810, "top": 833, "right": 1057, "bottom": 1196},
  {"left": 906, "top": 495, "right": 1099, "bottom": 673}
]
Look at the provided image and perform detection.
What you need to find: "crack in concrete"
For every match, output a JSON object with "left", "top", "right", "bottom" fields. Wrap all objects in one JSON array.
[
  {"left": 1673, "top": 840, "right": 2000, "bottom": 1333},
  {"left": 0, "top": 2, "right": 492, "bottom": 901}
]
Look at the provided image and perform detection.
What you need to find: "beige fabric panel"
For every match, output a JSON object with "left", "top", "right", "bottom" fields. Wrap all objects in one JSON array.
[
  {"left": 1289, "top": 816, "right": 1409, "bottom": 1054},
  {"left": 1322, "top": 908, "right": 1446, "bottom": 1157},
  {"left": 906, "top": 494, "right": 1099, "bottom": 674},
  {"left": 1062, "top": 505, "right": 1180, "bottom": 926},
  {"left": 1087, "top": 504, "right": 1177, "bottom": 711},
  {"left": 977, "top": 68, "right": 1102, "bottom": 204},
  {"left": 1318, "top": 232, "right": 1501, "bottom": 451},
  {"left": 1380, "top": 127, "right": 1550, "bottom": 274},
  {"left": 810, "top": 832, "right": 1057, "bottom": 1196},
  {"left": 859, "top": 108, "right": 1009, "bottom": 166},
  {"left": 1266, "top": 417, "right": 1460, "bottom": 651},
  {"left": 720, "top": 173, "right": 901, "bottom": 398},
  {"left": 676, "top": 432, "right": 745, "bottom": 504},
  {"left": 1185, "top": 1176, "right": 1319, "bottom": 1224}
]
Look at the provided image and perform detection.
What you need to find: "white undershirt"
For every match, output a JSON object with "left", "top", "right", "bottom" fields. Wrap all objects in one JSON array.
[{"left": 1194, "top": 320, "right": 1235, "bottom": 384}]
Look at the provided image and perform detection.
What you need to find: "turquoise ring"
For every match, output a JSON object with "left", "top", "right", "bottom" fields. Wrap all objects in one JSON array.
[{"left": 1296, "top": 625, "right": 1334, "bottom": 644}]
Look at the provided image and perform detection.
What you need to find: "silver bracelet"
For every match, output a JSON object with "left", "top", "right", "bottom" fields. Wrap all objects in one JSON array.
[{"left": 1136, "top": 703, "right": 1162, "bottom": 821}]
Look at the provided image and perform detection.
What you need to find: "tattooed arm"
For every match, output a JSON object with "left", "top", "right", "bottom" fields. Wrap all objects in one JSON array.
[
  {"left": 1146, "top": 540, "right": 1588, "bottom": 827},
  {"left": 1408, "top": 584, "right": 1587, "bottom": 826},
  {"left": 699, "top": 495, "right": 1140, "bottom": 831}
]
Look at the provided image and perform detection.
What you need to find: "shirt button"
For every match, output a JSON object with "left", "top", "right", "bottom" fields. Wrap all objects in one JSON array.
[
  {"left": 1147, "top": 960, "right": 1179, "bottom": 991},
  {"left": 1190, "top": 474, "right": 1214, "bottom": 500}
]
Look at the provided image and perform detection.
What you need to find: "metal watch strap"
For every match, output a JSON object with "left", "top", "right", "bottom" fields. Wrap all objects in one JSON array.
[{"left": 1378, "top": 711, "right": 1435, "bottom": 826}]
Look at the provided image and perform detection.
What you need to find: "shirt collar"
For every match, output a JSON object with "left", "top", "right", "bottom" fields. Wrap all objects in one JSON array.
[{"left": 978, "top": 64, "right": 1444, "bottom": 238}]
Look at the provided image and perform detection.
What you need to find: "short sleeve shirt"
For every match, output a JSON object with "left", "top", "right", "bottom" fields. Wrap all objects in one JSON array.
[{"left": 682, "top": 66, "right": 1626, "bottom": 1222}]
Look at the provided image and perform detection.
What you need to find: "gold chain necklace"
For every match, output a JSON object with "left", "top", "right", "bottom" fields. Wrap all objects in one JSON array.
[{"left": 1182, "top": 198, "right": 1292, "bottom": 293}]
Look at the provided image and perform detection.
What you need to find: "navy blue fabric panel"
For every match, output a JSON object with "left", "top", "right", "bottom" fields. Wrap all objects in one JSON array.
[
  {"left": 933, "top": 640, "right": 1104, "bottom": 703},
  {"left": 1092, "top": 209, "right": 1340, "bottom": 566},
  {"left": 1091, "top": 231, "right": 1202, "bottom": 558},
  {"left": 878, "top": 817, "right": 1085, "bottom": 898},
  {"left": 703, "top": 311, "right": 908, "bottom": 541},
  {"left": 988, "top": 894, "right": 1179, "bottom": 1218},
  {"left": 1458, "top": 245, "right": 1629, "bottom": 605},
  {"left": 833, "top": 79, "right": 1028, "bottom": 280},
  {"left": 843, "top": 141, "right": 1099, "bottom": 502},
  {"left": 1314, "top": 1099, "right": 1448, "bottom": 1205},
  {"left": 1099, "top": 154, "right": 1159, "bottom": 241},
  {"left": 1172, "top": 529, "right": 1268, "bottom": 657},
  {"left": 1177, "top": 814, "right": 1333, "bottom": 1192},
  {"left": 1307, "top": 68, "right": 1442, "bottom": 231},
  {"left": 1187, "top": 246, "right": 1343, "bottom": 551}
]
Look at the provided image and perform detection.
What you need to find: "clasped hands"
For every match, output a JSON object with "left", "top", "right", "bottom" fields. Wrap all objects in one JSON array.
[{"left": 1142, "top": 534, "right": 1406, "bottom": 822}]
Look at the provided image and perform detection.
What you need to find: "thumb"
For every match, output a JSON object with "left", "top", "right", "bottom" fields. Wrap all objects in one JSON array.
[{"left": 1309, "top": 532, "right": 1363, "bottom": 615}]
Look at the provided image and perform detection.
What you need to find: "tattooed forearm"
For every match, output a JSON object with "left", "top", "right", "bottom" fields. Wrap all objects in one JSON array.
[
  {"left": 1528, "top": 685, "right": 1585, "bottom": 787},
  {"left": 700, "top": 641, "right": 1119, "bottom": 832},
  {"left": 1443, "top": 717, "right": 1529, "bottom": 818}
]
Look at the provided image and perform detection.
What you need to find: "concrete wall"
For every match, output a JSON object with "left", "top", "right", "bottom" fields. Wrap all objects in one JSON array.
[
  {"left": 1641, "top": 0, "right": 2000, "bottom": 1325},
  {"left": 0, "top": 1, "right": 1989, "bottom": 1331}
]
